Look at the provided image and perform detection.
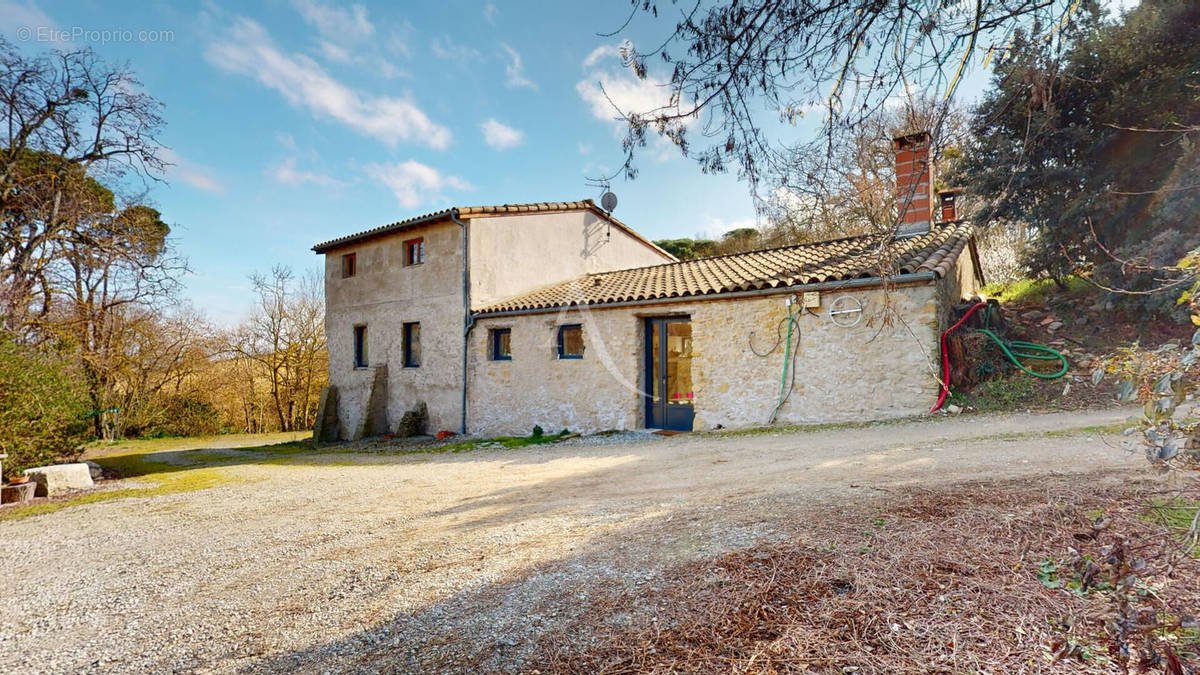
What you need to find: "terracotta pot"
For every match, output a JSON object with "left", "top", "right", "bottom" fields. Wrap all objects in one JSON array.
[{"left": 8, "top": 475, "right": 29, "bottom": 485}]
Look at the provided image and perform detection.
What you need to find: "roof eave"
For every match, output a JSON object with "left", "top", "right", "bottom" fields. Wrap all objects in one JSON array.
[{"left": 311, "top": 208, "right": 457, "bottom": 253}]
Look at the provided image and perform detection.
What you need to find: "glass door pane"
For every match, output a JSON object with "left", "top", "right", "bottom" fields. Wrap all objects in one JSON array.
[{"left": 665, "top": 321, "right": 692, "bottom": 406}]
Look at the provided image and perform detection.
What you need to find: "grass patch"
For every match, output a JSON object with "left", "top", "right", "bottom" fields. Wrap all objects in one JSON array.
[
  {"left": 980, "top": 275, "right": 1090, "bottom": 305},
  {"left": 427, "top": 429, "right": 573, "bottom": 453},
  {"left": 1, "top": 430, "right": 575, "bottom": 521},
  {"left": 947, "top": 377, "right": 1039, "bottom": 412},
  {"left": 0, "top": 463, "right": 235, "bottom": 522}
]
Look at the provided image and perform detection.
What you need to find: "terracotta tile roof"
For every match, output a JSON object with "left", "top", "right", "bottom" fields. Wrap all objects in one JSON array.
[
  {"left": 312, "top": 199, "right": 672, "bottom": 258},
  {"left": 475, "top": 221, "right": 973, "bottom": 315}
]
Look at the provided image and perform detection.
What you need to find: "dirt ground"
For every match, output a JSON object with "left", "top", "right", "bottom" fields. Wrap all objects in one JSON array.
[{"left": 0, "top": 408, "right": 1154, "bottom": 673}]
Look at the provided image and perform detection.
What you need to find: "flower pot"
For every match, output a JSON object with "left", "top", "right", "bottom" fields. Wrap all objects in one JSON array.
[{"left": 8, "top": 475, "right": 29, "bottom": 485}]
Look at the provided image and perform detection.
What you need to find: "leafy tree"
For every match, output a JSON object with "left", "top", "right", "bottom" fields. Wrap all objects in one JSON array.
[
  {"left": 597, "top": 0, "right": 1080, "bottom": 209},
  {"left": 654, "top": 238, "right": 716, "bottom": 261},
  {"left": 0, "top": 338, "right": 88, "bottom": 473},
  {"left": 1, "top": 38, "right": 166, "bottom": 334},
  {"left": 957, "top": 0, "right": 1200, "bottom": 302}
]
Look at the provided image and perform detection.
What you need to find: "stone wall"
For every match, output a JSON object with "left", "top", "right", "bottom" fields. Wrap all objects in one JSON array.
[
  {"left": 467, "top": 280, "right": 946, "bottom": 436},
  {"left": 323, "top": 221, "right": 465, "bottom": 437}
]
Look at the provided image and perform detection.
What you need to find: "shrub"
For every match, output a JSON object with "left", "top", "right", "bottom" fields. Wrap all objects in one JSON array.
[
  {"left": 157, "top": 395, "right": 224, "bottom": 437},
  {"left": 0, "top": 339, "right": 89, "bottom": 474}
]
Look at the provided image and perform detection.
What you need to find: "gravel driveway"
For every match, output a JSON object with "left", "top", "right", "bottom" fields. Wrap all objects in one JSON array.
[{"left": 0, "top": 408, "right": 1146, "bottom": 673}]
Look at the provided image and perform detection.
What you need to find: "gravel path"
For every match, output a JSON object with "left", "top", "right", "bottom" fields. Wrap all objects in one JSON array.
[{"left": 0, "top": 408, "right": 1147, "bottom": 673}]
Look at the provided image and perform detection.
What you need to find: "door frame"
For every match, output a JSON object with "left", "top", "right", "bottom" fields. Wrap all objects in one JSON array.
[{"left": 643, "top": 315, "right": 695, "bottom": 431}]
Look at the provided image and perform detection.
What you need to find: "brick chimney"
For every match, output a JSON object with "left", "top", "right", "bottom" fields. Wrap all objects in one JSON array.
[{"left": 893, "top": 131, "right": 934, "bottom": 236}]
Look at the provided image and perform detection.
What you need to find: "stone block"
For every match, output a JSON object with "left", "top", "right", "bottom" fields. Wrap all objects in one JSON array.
[{"left": 23, "top": 463, "right": 94, "bottom": 497}]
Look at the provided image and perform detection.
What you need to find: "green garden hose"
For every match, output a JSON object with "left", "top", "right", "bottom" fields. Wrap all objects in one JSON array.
[
  {"left": 969, "top": 328, "right": 1069, "bottom": 379},
  {"left": 971, "top": 302, "right": 1068, "bottom": 379}
]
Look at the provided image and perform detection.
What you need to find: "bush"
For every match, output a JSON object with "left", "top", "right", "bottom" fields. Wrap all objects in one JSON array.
[
  {"left": 157, "top": 395, "right": 223, "bottom": 437},
  {"left": 0, "top": 339, "right": 89, "bottom": 474}
]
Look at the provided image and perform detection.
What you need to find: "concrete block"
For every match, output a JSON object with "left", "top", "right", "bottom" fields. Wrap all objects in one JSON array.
[{"left": 23, "top": 463, "right": 94, "bottom": 497}]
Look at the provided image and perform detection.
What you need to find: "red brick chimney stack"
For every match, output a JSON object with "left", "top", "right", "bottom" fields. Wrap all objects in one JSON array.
[{"left": 894, "top": 131, "right": 934, "bottom": 236}]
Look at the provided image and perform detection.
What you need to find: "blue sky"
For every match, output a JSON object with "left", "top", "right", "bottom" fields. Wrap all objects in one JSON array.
[{"left": 1, "top": 0, "right": 1134, "bottom": 324}]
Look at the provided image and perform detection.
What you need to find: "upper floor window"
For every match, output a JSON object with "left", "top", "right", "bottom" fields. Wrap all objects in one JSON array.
[
  {"left": 353, "top": 324, "right": 368, "bottom": 368},
  {"left": 404, "top": 237, "right": 425, "bottom": 266},
  {"left": 403, "top": 322, "right": 421, "bottom": 367},
  {"left": 341, "top": 252, "right": 357, "bottom": 278},
  {"left": 557, "top": 324, "right": 583, "bottom": 359},
  {"left": 489, "top": 328, "right": 512, "bottom": 361}
]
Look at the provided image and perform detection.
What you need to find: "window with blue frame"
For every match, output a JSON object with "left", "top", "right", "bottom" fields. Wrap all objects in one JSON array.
[
  {"left": 353, "top": 324, "right": 368, "bottom": 368},
  {"left": 402, "top": 322, "right": 421, "bottom": 367},
  {"left": 489, "top": 328, "right": 512, "bottom": 361},
  {"left": 557, "top": 324, "right": 583, "bottom": 359}
]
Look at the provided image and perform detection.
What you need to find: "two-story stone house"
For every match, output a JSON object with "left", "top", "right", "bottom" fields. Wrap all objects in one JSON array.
[{"left": 312, "top": 132, "right": 983, "bottom": 439}]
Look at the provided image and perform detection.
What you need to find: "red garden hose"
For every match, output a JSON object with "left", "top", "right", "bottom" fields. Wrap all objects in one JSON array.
[{"left": 930, "top": 301, "right": 988, "bottom": 413}]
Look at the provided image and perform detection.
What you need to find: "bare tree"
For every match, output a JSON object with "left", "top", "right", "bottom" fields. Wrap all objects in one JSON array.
[{"left": 228, "top": 266, "right": 327, "bottom": 432}]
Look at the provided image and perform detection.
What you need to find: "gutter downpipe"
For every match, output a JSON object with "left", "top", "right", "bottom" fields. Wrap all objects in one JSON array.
[
  {"left": 449, "top": 209, "right": 472, "bottom": 435},
  {"left": 470, "top": 271, "right": 938, "bottom": 320}
]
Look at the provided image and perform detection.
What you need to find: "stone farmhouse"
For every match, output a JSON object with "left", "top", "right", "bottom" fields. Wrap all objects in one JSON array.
[{"left": 312, "top": 131, "right": 983, "bottom": 440}]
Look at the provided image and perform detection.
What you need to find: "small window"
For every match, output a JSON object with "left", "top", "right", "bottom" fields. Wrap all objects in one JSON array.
[
  {"left": 557, "top": 324, "right": 583, "bottom": 359},
  {"left": 404, "top": 238, "right": 425, "bottom": 266},
  {"left": 341, "top": 252, "right": 357, "bottom": 278},
  {"left": 489, "top": 328, "right": 512, "bottom": 361},
  {"left": 403, "top": 322, "right": 421, "bottom": 367},
  {"left": 353, "top": 324, "right": 368, "bottom": 368}
]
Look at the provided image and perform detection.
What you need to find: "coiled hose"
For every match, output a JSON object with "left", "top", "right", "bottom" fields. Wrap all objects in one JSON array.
[{"left": 931, "top": 301, "right": 1069, "bottom": 412}]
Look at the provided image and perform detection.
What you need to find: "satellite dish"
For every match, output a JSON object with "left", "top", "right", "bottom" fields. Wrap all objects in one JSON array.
[{"left": 600, "top": 191, "right": 618, "bottom": 212}]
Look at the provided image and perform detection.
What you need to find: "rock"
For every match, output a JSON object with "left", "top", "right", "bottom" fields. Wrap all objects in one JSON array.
[
  {"left": 946, "top": 404, "right": 963, "bottom": 414},
  {"left": 1075, "top": 315, "right": 1089, "bottom": 326},
  {"left": 23, "top": 463, "right": 94, "bottom": 497},
  {"left": 84, "top": 460, "right": 103, "bottom": 480},
  {"left": 1047, "top": 321, "right": 1064, "bottom": 332},
  {"left": 1040, "top": 315, "right": 1057, "bottom": 326},
  {"left": 395, "top": 401, "right": 428, "bottom": 438},
  {"left": 1020, "top": 310, "right": 1044, "bottom": 321}
]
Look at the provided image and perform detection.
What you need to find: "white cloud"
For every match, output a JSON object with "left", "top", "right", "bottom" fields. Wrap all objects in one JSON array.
[
  {"left": 160, "top": 148, "right": 224, "bottom": 193},
  {"left": 582, "top": 44, "right": 621, "bottom": 69},
  {"left": 206, "top": 18, "right": 450, "bottom": 148},
  {"left": 367, "top": 160, "right": 471, "bottom": 209},
  {"left": 0, "top": 0, "right": 59, "bottom": 43},
  {"left": 275, "top": 132, "right": 298, "bottom": 151},
  {"left": 480, "top": 119, "right": 525, "bottom": 150},
  {"left": 290, "top": 1, "right": 404, "bottom": 78},
  {"left": 483, "top": 2, "right": 498, "bottom": 23},
  {"left": 317, "top": 40, "right": 353, "bottom": 63},
  {"left": 431, "top": 36, "right": 483, "bottom": 64},
  {"left": 269, "top": 158, "right": 346, "bottom": 188},
  {"left": 500, "top": 43, "right": 537, "bottom": 90},
  {"left": 291, "top": 0, "right": 374, "bottom": 43},
  {"left": 577, "top": 142, "right": 592, "bottom": 155},
  {"left": 699, "top": 216, "right": 757, "bottom": 240},
  {"left": 577, "top": 42, "right": 694, "bottom": 161}
]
